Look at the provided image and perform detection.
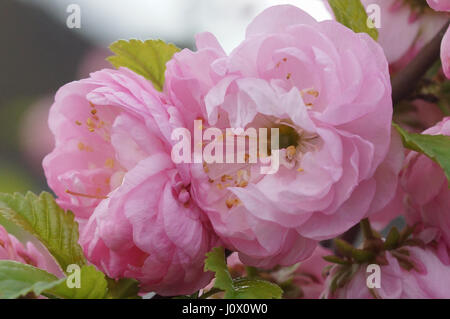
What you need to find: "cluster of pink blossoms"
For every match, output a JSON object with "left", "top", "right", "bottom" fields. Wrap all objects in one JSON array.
[
  {"left": 358, "top": 0, "right": 448, "bottom": 72},
  {"left": 39, "top": 4, "right": 450, "bottom": 298},
  {"left": 325, "top": 116, "right": 450, "bottom": 299},
  {"left": 0, "top": 225, "right": 51, "bottom": 272},
  {"left": 321, "top": 1, "right": 450, "bottom": 298},
  {"left": 351, "top": 0, "right": 450, "bottom": 137}
]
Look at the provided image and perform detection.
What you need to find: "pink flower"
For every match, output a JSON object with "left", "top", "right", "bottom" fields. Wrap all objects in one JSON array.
[
  {"left": 44, "top": 68, "right": 168, "bottom": 221},
  {"left": 360, "top": 0, "right": 448, "bottom": 71},
  {"left": 401, "top": 117, "right": 450, "bottom": 259},
  {"left": 0, "top": 225, "right": 49, "bottom": 271},
  {"left": 442, "top": 26, "right": 450, "bottom": 79},
  {"left": 165, "top": 5, "right": 403, "bottom": 268},
  {"left": 323, "top": 246, "right": 450, "bottom": 299},
  {"left": 427, "top": 0, "right": 450, "bottom": 12},
  {"left": 43, "top": 68, "right": 219, "bottom": 296},
  {"left": 291, "top": 245, "right": 330, "bottom": 299}
]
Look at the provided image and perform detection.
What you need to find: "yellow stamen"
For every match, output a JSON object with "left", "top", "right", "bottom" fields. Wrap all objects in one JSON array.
[
  {"left": 221, "top": 175, "right": 233, "bottom": 182},
  {"left": 226, "top": 198, "right": 241, "bottom": 209},
  {"left": 238, "top": 181, "right": 248, "bottom": 188},
  {"left": 105, "top": 158, "right": 115, "bottom": 168},
  {"left": 307, "top": 89, "right": 319, "bottom": 98},
  {"left": 286, "top": 145, "right": 297, "bottom": 160}
]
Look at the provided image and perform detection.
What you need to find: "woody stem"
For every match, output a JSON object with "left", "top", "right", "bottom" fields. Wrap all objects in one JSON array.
[{"left": 392, "top": 19, "right": 450, "bottom": 105}]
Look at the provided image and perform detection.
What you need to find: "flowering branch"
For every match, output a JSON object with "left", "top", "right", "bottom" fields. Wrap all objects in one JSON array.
[{"left": 392, "top": 20, "right": 450, "bottom": 104}]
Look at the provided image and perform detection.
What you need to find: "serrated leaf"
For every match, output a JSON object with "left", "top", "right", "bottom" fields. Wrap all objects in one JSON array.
[
  {"left": 204, "top": 247, "right": 282, "bottom": 299},
  {"left": 204, "top": 247, "right": 234, "bottom": 293},
  {"left": 328, "top": 0, "right": 378, "bottom": 41},
  {"left": 393, "top": 123, "right": 450, "bottom": 186},
  {"left": 230, "top": 278, "right": 283, "bottom": 299},
  {"left": 0, "top": 261, "right": 109, "bottom": 299},
  {"left": 50, "top": 265, "right": 108, "bottom": 299},
  {"left": 108, "top": 39, "right": 180, "bottom": 91},
  {"left": 0, "top": 192, "right": 86, "bottom": 271},
  {"left": 0, "top": 260, "right": 64, "bottom": 299},
  {"left": 106, "top": 278, "right": 141, "bottom": 299}
]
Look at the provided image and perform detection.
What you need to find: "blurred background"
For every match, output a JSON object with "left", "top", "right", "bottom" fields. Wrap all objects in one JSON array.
[{"left": 0, "top": 0, "right": 330, "bottom": 194}]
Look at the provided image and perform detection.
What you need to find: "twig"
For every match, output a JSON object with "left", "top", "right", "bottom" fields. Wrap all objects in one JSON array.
[{"left": 392, "top": 20, "right": 450, "bottom": 105}]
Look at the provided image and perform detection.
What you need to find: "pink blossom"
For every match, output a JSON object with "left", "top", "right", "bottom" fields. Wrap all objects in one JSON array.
[
  {"left": 442, "top": 26, "right": 450, "bottom": 79},
  {"left": 291, "top": 245, "right": 331, "bottom": 299},
  {"left": 0, "top": 225, "right": 49, "bottom": 271},
  {"left": 43, "top": 68, "right": 219, "bottom": 296},
  {"left": 165, "top": 5, "right": 403, "bottom": 268},
  {"left": 427, "top": 0, "right": 450, "bottom": 12},
  {"left": 401, "top": 117, "right": 450, "bottom": 260},
  {"left": 322, "top": 246, "right": 450, "bottom": 299},
  {"left": 360, "top": 0, "right": 448, "bottom": 71},
  {"left": 370, "top": 104, "right": 446, "bottom": 230},
  {"left": 44, "top": 68, "right": 168, "bottom": 221}
]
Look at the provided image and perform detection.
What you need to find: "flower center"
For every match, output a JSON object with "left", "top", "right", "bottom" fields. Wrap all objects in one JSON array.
[{"left": 276, "top": 123, "right": 301, "bottom": 150}]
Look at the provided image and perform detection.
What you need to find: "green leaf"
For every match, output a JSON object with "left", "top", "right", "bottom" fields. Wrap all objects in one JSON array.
[
  {"left": 204, "top": 247, "right": 234, "bottom": 293},
  {"left": 50, "top": 265, "right": 108, "bottom": 299},
  {"left": 0, "top": 260, "right": 64, "bottom": 299},
  {"left": 0, "top": 192, "right": 86, "bottom": 271},
  {"left": 231, "top": 278, "right": 283, "bottom": 299},
  {"left": 393, "top": 123, "right": 450, "bottom": 185},
  {"left": 106, "top": 278, "right": 141, "bottom": 299},
  {"left": 204, "top": 247, "right": 282, "bottom": 299},
  {"left": 0, "top": 261, "right": 109, "bottom": 299},
  {"left": 107, "top": 39, "right": 180, "bottom": 91},
  {"left": 328, "top": 0, "right": 378, "bottom": 41}
]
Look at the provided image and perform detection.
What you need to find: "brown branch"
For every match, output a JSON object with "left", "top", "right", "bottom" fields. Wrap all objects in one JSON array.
[{"left": 392, "top": 20, "right": 450, "bottom": 105}]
